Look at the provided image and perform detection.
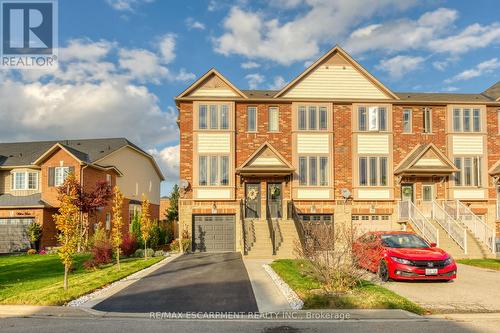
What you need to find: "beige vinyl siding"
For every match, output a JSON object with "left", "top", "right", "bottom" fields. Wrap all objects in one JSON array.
[
  {"left": 98, "top": 147, "right": 162, "bottom": 205},
  {"left": 357, "top": 188, "right": 391, "bottom": 200},
  {"left": 283, "top": 65, "right": 388, "bottom": 99},
  {"left": 357, "top": 134, "right": 389, "bottom": 154},
  {"left": 452, "top": 136, "right": 483, "bottom": 155},
  {"left": 190, "top": 88, "right": 239, "bottom": 97},
  {"left": 250, "top": 156, "right": 283, "bottom": 166},
  {"left": 197, "top": 133, "right": 231, "bottom": 153},
  {"left": 414, "top": 158, "right": 445, "bottom": 167},
  {"left": 195, "top": 188, "right": 232, "bottom": 200},
  {"left": 296, "top": 188, "right": 330, "bottom": 200},
  {"left": 452, "top": 189, "right": 486, "bottom": 200},
  {"left": 297, "top": 133, "right": 329, "bottom": 154}
]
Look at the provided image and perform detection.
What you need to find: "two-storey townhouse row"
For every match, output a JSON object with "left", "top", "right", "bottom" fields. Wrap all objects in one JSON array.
[
  {"left": 176, "top": 45, "right": 500, "bottom": 258},
  {"left": 0, "top": 138, "right": 164, "bottom": 253}
]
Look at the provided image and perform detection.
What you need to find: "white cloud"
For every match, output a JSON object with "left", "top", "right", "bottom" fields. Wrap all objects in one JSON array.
[
  {"left": 432, "top": 61, "right": 448, "bottom": 71},
  {"left": 444, "top": 86, "right": 459, "bottom": 92},
  {"left": 245, "top": 73, "right": 265, "bottom": 89},
  {"left": 241, "top": 61, "right": 260, "bottom": 69},
  {"left": 185, "top": 17, "right": 206, "bottom": 30},
  {"left": 269, "top": 76, "right": 286, "bottom": 90},
  {"left": 158, "top": 33, "right": 176, "bottom": 64},
  {"left": 118, "top": 48, "right": 169, "bottom": 84},
  {"left": 0, "top": 38, "right": 188, "bottom": 154},
  {"left": 376, "top": 55, "right": 425, "bottom": 78},
  {"left": 149, "top": 144, "right": 179, "bottom": 182},
  {"left": 214, "top": 1, "right": 415, "bottom": 65},
  {"left": 106, "top": 0, "right": 155, "bottom": 11},
  {"left": 445, "top": 58, "right": 500, "bottom": 83},
  {"left": 428, "top": 23, "right": 500, "bottom": 54}
]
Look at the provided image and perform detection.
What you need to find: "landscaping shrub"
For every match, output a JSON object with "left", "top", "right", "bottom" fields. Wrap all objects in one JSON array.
[
  {"left": 170, "top": 238, "right": 191, "bottom": 252},
  {"left": 145, "top": 248, "right": 154, "bottom": 258},
  {"left": 38, "top": 250, "right": 47, "bottom": 255},
  {"left": 134, "top": 248, "right": 144, "bottom": 258},
  {"left": 85, "top": 224, "right": 113, "bottom": 269},
  {"left": 131, "top": 213, "right": 143, "bottom": 248},
  {"left": 154, "top": 250, "right": 164, "bottom": 257},
  {"left": 27, "top": 249, "right": 37, "bottom": 255},
  {"left": 148, "top": 224, "right": 161, "bottom": 250},
  {"left": 120, "top": 233, "right": 138, "bottom": 257},
  {"left": 27, "top": 223, "right": 42, "bottom": 250}
]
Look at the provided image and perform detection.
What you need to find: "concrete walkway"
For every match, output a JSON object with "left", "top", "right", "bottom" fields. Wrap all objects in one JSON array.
[
  {"left": 243, "top": 259, "right": 291, "bottom": 312},
  {"left": 383, "top": 264, "right": 500, "bottom": 313}
]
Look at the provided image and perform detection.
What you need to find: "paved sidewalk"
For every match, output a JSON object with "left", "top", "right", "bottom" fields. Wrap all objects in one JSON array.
[{"left": 243, "top": 259, "right": 291, "bottom": 312}]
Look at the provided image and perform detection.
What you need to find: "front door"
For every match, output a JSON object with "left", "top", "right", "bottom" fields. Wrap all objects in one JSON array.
[
  {"left": 245, "top": 183, "right": 260, "bottom": 219},
  {"left": 401, "top": 184, "right": 414, "bottom": 202},
  {"left": 267, "top": 183, "right": 282, "bottom": 218}
]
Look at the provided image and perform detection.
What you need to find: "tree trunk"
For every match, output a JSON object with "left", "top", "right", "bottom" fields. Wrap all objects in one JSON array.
[
  {"left": 144, "top": 241, "right": 147, "bottom": 260},
  {"left": 117, "top": 249, "right": 121, "bottom": 270},
  {"left": 63, "top": 264, "right": 69, "bottom": 290}
]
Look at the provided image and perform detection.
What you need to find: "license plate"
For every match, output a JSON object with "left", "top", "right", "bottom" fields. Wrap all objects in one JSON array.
[{"left": 425, "top": 268, "right": 438, "bottom": 275}]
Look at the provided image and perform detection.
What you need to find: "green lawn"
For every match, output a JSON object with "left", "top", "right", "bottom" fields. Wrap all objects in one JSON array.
[
  {"left": 271, "top": 259, "right": 425, "bottom": 315},
  {"left": 0, "top": 253, "right": 164, "bottom": 305},
  {"left": 457, "top": 258, "right": 500, "bottom": 271}
]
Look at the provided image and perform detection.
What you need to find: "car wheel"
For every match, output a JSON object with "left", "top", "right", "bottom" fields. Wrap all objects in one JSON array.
[{"left": 378, "top": 260, "right": 390, "bottom": 282}]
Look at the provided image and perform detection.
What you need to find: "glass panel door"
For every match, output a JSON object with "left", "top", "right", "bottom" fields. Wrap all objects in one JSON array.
[
  {"left": 245, "top": 183, "right": 260, "bottom": 219},
  {"left": 267, "top": 183, "right": 282, "bottom": 219}
]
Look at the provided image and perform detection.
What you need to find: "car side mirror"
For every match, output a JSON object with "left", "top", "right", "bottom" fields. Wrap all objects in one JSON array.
[{"left": 429, "top": 242, "right": 437, "bottom": 247}]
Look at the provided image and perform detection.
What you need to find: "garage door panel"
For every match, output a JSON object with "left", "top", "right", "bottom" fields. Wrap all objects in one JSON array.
[
  {"left": 193, "top": 215, "right": 235, "bottom": 252},
  {"left": 0, "top": 218, "right": 34, "bottom": 253}
]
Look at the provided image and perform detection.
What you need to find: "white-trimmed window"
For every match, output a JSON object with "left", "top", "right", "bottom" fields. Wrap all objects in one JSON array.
[
  {"left": 105, "top": 213, "right": 111, "bottom": 230},
  {"left": 453, "top": 107, "right": 481, "bottom": 132},
  {"left": 297, "top": 105, "right": 328, "bottom": 131},
  {"left": 359, "top": 156, "right": 388, "bottom": 186},
  {"left": 55, "top": 167, "right": 70, "bottom": 187},
  {"left": 454, "top": 157, "right": 482, "bottom": 187},
  {"left": 358, "top": 106, "right": 387, "bottom": 131},
  {"left": 298, "top": 156, "right": 328, "bottom": 186},
  {"left": 423, "top": 107, "right": 432, "bottom": 133},
  {"left": 268, "top": 106, "right": 279, "bottom": 132},
  {"left": 198, "top": 104, "right": 230, "bottom": 130},
  {"left": 198, "top": 155, "right": 229, "bottom": 186},
  {"left": 402, "top": 109, "right": 412, "bottom": 133},
  {"left": 106, "top": 174, "right": 112, "bottom": 185},
  {"left": 247, "top": 106, "right": 257, "bottom": 132},
  {"left": 12, "top": 171, "right": 38, "bottom": 190}
]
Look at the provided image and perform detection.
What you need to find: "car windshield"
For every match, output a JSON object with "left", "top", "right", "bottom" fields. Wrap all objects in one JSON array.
[{"left": 381, "top": 234, "right": 429, "bottom": 248}]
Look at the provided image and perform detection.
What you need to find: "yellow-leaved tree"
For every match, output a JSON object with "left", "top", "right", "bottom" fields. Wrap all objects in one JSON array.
[
  {"left": 140, "top": 193, "right": 152, "bottom": 259},
  {"left": 54, "top": 173, "right": 80, "bottom": 290},
  {"left": 111, "top": 186, "right": 124, "bottom": 270}
]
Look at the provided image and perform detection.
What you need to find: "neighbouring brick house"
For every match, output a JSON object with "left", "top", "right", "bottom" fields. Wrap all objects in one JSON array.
[
  {"left": 0, "top": 138, "right": 164, "bottom": 253},
  {"left": 176, "top": 45, "right": 500, "bottom": 258}
]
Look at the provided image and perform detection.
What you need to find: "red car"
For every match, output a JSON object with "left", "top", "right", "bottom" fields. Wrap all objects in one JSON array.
[{"left": 353, "top": 231, "right": 457, "bottom": 281}]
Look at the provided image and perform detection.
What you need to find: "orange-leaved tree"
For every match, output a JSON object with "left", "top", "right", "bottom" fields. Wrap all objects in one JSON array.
[
  {"left": 54, "top": 173, "right": 80, "bottom": 290},
  {"left": 111, "top": 186, "right": 124, "bottom": 270},
  {"left": 140, "top": 193, "right": 152, "bottom": 259}
]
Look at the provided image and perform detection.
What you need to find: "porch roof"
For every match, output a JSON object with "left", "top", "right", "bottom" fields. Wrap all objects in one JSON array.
[
  {"left": 236, "top": 142, "right": 295, "bottom": 176},
  {"left": 394, "top": 143, "right": 458, "bottom": 176}
]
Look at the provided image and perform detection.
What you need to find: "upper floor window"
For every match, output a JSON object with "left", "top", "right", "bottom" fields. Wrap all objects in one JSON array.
[
  {"left": 402, "top": 109, "right": 412, "bottom": 133},
  {"left": 423, "top": 107, "right": 432, "bottom": 133},
  {"left": 198, "top": 155, "right": 229, "bottom": 186},
  {"left": 106, "top": 174, "right": 112, "bottom": 185},
  {"left": 12, "top": 171, "right": 38, "bottom": 190},
  {"left": 454, "top": 156, "right": 481, "bottom": 187},
  {"left": 358, "top": 106, "right": 387, "bottom": 131},
  {"left": 297, "top": 105, "right": 328, "bottom": 131},
  {"left": 453, "top": 107, "right": 481, "bottom": 132},
  {"left": 268, "top": 107, "right": 279, "bottom": 132},
  {"left": 359, "top": 156, "right": 388, "bottom": 186},
  {"left": 247, "top": 106, "right": 257, "bottom": 132},
  {"left": 298, "top": 156, "right": 328, "bottom": 186},
  {"left": 55, "top": 167, "right": 70, "bottom": 187},
  {"left": 198, "top": 104, "right": 230, "bottom": 130}
]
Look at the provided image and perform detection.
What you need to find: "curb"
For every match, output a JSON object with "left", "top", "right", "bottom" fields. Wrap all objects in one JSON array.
[{"left": 262, "top": 264, "right": 304, "bottom": 310}]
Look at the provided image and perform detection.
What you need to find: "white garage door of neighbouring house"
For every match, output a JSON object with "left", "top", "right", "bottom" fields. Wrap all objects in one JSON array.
[
  {"left": 0, "top": 218, "right": 34, "bottom": 253},
  {"left": 192, "top": 215, "right": 236, "bottom": 252}
]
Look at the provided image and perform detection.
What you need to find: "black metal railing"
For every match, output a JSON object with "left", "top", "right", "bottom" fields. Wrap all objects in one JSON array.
[
  {"left": 287, "top": 199, "right": 307, "bottom": 248},
  {"left": 266, "top": 204, "right": 277, "bottom": 255},
  {"left": 240, "top": 199, "right": 248, "bottom": 255}
]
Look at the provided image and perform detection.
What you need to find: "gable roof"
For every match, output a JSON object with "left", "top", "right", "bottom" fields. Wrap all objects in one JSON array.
[
  {"left": 482, "top": 81, "right": 500, "bottom": 101},
  {"left": 274, "top": 45, "right": 398, "bottom": 99},
  {"left": 236, "top": 142, "right": 294, "bottom": 176},
  {"left": 176, "top": 68, "right": 247, "bottom": 99},
  {"left": 0, "top": 138, "right": 149, "bottom": 167},
  {"left": 394, "top": 143, "right": 458, "bottom": 175},
  {"left": 489, "top": 159, "right": 500, "bottom": 176}
]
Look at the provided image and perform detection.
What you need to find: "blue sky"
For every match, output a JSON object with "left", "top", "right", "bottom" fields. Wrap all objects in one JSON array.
[{"left": 1, "top": 0, "right": 499, "bottom": 196}]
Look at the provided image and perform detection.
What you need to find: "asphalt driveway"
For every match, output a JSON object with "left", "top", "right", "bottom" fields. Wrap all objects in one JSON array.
[
  {"left": 382, "top": 264, "right": 500, "bottom": 313},
  {"left": 93, "top": 252, "right": 258, "bottom": 313}
]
